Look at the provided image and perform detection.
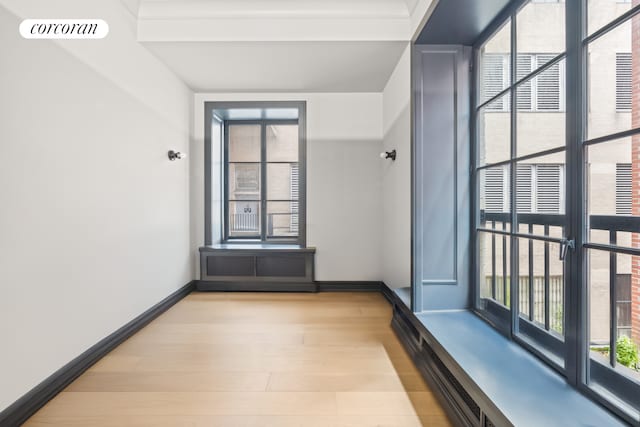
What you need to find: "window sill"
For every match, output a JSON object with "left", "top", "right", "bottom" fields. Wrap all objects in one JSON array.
[
  {"left": 200, "top": 243, "right": 315, "bottom": 253},
  {"left": 414, "top": 309, "right": 626, "bottom": 426}
]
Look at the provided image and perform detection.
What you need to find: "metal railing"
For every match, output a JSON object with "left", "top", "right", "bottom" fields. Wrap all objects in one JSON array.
[
  {"left": 479, "top": 211, "right": 639, "bottom": 348},
  {"left": 230, "top": 213, "right": 259, "bottom": 232},
  {"left": 481, "top": 210, "right": 566, "bottom": 333},
  {"left": 587, "top": 214, "right": 640, "bottom": 367},
  {"left": 229, "top": 212, "right": 299, "bottom": 236}
]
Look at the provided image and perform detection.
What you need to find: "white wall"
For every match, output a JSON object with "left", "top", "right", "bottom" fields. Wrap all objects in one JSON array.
[
  {"left": 0, "top": 0, "right": 192, "bottom": 412},
  {"left": 382, "top": 44, "right": 412, "bottom": 288},
  {"left": 193, "top": 93, "right": 383, "bottom": 281}
]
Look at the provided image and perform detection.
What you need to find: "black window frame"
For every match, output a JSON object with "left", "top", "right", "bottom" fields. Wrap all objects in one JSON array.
[
  {"left": 471, "top": 1, "right": 640, "bottom": 424},
  {"left": 204, "top": 101, "right": 307, "bottom": 247}
]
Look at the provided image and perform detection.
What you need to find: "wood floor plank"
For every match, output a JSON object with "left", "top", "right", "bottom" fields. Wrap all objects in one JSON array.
[
  {"left": 25, "top": 292, "right": 451, "bottom": 426},
  {"left": 67, "top": 372, "right": 271, "bottom": 392}
]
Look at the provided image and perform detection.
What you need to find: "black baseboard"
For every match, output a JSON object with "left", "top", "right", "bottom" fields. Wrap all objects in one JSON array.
[
  {"left": 197, "top": 281, "right": 316, "bottom": 292},
  {"left": 380, "top": 282, "right": 396, "bottom": 302},
  {"left": 0, "top": 280, "right": 196, "bottom": 426},
  {"left": 195, "top": 280, "right": 384, "bottom": 293},
  {"left": 316, "top": 281, "right": 383, "bottom": 292}
]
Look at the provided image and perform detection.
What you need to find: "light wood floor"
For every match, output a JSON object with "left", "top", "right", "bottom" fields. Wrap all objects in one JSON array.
[{"left": 25, "top": 292, "right": 452, "bottom": 427}]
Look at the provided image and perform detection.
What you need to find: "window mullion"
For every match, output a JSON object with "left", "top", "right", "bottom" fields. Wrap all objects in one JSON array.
[
  {"left": 510, "top": 11, "right": 520, "bottom": 337},
  {"left": 260, "top": 122, "right": 267, "bottom": 241},
  {"left": 564, "top": 0, "right": 587, "bottom": 388}
]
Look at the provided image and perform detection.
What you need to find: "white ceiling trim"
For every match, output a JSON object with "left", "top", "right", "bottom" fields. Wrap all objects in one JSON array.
[
  {"left": 139, "top": 0, "right": 411, "bottom": 19},
  {"left": 138, "top": 17, "right": 410, "bottom": 42}
]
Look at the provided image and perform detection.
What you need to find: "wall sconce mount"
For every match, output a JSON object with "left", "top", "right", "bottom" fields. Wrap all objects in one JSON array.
[
  {"left": 380, "top": 149, "right": 396, "bottom": 161},
  {"left": 168, "top": 150, "right": 186, "bottom": 161}
]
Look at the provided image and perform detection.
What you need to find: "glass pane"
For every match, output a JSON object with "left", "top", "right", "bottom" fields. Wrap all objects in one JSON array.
[
  {"left": 515, "top": 152, "right": 566, "bottom": 221},
  {"left": 589, "top": 248, "right": 612, "bottom": 357},
  {"left": 516, "top": 59, "right": 566, "bottom": 157},
  {"left": 479, "top": 165, "right": 512, "bottom": 227},
  {"left": 591, "top": 230, "right": 637, "bottom": 248},
  {"left": 478, "top": 231, "right": 511, "bottom": 307},
  {"left": 228, "top": 163, "right": 261, "bottom": 200},
  {"left": 267, "top": 163, "right": 299, "bottom": 200},
  {"left": 228, "top": 124, "right": 261, "bottom": 162},
  {"left": 478, "top": 92, "right": 512, "bottom": 166},
  {"left": 587, "top": 138, "right": 637, "bottom": 219},
  {"left": 517, "top": 237, "right": 565, "bottom": 335},
  {"left": 588, "top": 0, "right": 636, "bottom": 36},
  {"left": 267, "top": 124, "right": 298, "bottom": 162},
  {"left": 266, "top": 201, "right": 299, "bottom": 237},
  {"left": 479, "top": 20, "right": 512, "bottom": 105},
  {"left": 588, "top": 250, "right": 640, "bottom": 375},
  {"left": 228, "top": 201, "right": 260, "bottom": 237},
  {"left": 516, "top": 1, "right": 565, "bottom": 72},
  {"left": 587, "top": 16, "right": 637, "bottom": 140}
]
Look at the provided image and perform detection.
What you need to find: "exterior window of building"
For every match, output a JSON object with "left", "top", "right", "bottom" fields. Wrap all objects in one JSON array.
[
  {"left": 484, "top": 164, "right": 565, "bottom": 214},
  {"left": 225, "top": 121, "right": 303, "bottom": 242},
  {"left": 483, "top": 53, "right": 564, "bottom": 112},
  {"left": 475, "top": 0, "right": 640, "bottom": 421}
]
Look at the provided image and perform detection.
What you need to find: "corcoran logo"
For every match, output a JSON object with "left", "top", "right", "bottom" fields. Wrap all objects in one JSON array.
[{"left": 19, "top": 19, "right": 109, "bottom": 39}]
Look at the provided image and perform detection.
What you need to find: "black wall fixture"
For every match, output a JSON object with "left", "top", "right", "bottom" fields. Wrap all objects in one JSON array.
[
  {"left": 380, "top": 149, "right": 397, "bottom": 161},
  {"left": 167, "top": 150, "right": 186, "bottom": 161}
]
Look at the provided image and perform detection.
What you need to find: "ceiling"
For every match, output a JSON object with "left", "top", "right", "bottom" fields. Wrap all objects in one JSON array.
[
  {"left": 137, "top": 0, "right": 420, "bottom": 18},
  {"left": 133, "top": 0, "right": 431, "bottom": 92},
  {"left": 145, "top": 41, "right": 408, "bottom": 92}
]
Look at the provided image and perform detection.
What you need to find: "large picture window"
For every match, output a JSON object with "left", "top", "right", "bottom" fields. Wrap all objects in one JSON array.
[{"left": 474, "top": 0, "right": 640, "bottom": 422}]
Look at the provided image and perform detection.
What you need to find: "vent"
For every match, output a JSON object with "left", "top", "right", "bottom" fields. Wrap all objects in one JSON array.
[
  {"left": 616, "top": 163, "right": 632, "bottom": 215},
  {"left": 516, "top": 164, "right": 533, "bottom": 213},
  {"left": 536, "top": 55, "right": 561, "bottom": 111},
  {"left": 484, "top": 167, "right": 508, "bottom": 213},
  {"left": 483, "top": 54, "right": 508, "bottom": 110},
  {"left": 616, "top": 53, "right": 632, "bottom": 111},
  {"left": 536, "top": 164, "right": 562, "bottom": 213},
  {"left": 485, "top": 416, "right": 496, "bottom": 427},
  {"left": 424, "top": 346, "right": 481, "bottom": 421},
  {"left": 516, "top": 54, "right": 533, "bottom": 111}
]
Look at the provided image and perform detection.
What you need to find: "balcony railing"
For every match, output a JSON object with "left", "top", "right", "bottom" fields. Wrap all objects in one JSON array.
[
  {"left": 229, "top": 212, "right": 299, "bottom": 236},
  {"left": 479, "top": 211, "right": 639, "bottom": 345},
  {"left": 230, "top": 213, "right": 259, "bottom": 232}
]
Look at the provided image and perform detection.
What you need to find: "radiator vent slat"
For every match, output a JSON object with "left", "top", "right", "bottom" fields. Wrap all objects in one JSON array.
[{"left": 424, "top": 346, "right": 481, "bottom": 421}]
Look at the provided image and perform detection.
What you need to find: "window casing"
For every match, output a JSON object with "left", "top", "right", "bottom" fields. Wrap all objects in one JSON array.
[{"left": 204, "top": 101, "right": 307, "bottom": 248}]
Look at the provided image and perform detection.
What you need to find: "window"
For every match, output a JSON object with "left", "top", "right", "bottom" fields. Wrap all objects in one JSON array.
[
  {"left": 475, "top": 0, "right": 640, "bottom": 422},
  {"left": 616, "top": 53, "right": 632, "bottom": 111},
  {"left": 225, "top": 122, "right": 302, "bottom": 241},
  {"left": 617, "top": 274, "right": 632, "bottom": 338},
  {"left": 485, "top": 164, "right": 565, "bottom": 214},
  {"left": 204, "top": 101, "right": 306, "bottom": 246}
]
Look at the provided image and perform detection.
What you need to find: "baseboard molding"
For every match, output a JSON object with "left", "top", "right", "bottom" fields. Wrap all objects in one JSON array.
[
  {"left": 0, "top": 280, "right": 196, "bottom": 426},
  {"left": 195, "top": 280, "right": 384, "bottom": 293},
  {"left": 380, "top": 282, "right": 396, "bottom": 302},
  {"left": 315, "top": 281, "right": 383, "bottom": 292}
]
